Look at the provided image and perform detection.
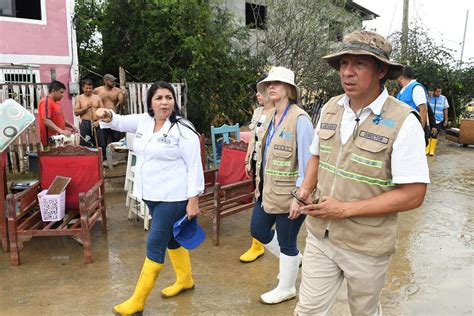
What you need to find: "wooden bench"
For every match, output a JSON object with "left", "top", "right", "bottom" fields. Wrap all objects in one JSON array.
[
  {"left": 199, "top": 141, "right": 255, "bottom": 246},
  {"left": 5, "top": 146, "right": 107, "bottom": 266}
]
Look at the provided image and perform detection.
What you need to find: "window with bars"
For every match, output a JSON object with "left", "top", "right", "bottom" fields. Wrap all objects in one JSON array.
[
  {"left": 0, "top": 0, "right": 42, "bottom": 20},
  {"left": 245, "top": 2, "right": 266, "bottom": 30}
]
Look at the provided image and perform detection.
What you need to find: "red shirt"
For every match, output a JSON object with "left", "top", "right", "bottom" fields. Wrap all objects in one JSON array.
[{"left": 38, "top": 96, "right": 66, "bottom": 146}]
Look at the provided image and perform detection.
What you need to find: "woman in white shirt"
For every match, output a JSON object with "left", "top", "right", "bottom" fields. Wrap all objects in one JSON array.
[
  {"left": 240, "top": 73, "right": 275, "bottom": 263},
  {"left": 96, "top": 81, "right": 204, "bottom": 316}
]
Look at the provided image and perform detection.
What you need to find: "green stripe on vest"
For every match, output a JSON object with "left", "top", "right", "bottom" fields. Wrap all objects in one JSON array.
[
  {"left": 350, "top": 153, "right": 384, "bottom": 168},
  {"left": 320, "top": 161, "right": 394, "bottom": 187},
  {"left": 272, "top": 160, "right": 292, "bottom": 167},
  {"left": 320, "top": 144, "right": 332, "bottom": 153},
  {"left": 265, "top": 169, "right": 299, "bottom": 177}
]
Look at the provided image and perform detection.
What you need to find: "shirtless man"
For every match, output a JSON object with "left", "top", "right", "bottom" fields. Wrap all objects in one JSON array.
[
  {"left": 74, "top": 79, "right": 104, "bottom": 149},
  {"left": 93, "top": 73, "right": 125, "bottom": 146}
]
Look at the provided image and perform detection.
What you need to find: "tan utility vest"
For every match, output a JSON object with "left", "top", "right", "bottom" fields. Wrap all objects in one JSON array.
[
  {"left": 245, "top": 106, "right": 272, "bottom": 163},
  {"left": 255, "top": 104, "right": 310, "bottom": 214},
  {"left": 306, "top": 95, "right": 416, "bottom": 256}
]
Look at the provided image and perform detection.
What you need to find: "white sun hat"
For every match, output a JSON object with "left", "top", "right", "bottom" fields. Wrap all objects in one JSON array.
[{"left": 257, "top": 66, "right": 300, "bottom": 99}]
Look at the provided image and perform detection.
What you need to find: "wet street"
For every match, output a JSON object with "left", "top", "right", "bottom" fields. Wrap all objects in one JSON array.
[{"left": 1, "top": 138, "right": 472, "bottom": 315}]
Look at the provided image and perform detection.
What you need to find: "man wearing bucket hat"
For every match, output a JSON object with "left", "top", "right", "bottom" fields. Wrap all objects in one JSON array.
[
  {"left": 249, "top": 66, "right": 314, "bottom": 304},
  {"left": 291, "top": 31, "right": 429, "bottom": 315}
]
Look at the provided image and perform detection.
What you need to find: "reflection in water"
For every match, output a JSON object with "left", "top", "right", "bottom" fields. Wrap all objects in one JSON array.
[{"left": 381, "top": 140, "right": 473, "bottom": 315}]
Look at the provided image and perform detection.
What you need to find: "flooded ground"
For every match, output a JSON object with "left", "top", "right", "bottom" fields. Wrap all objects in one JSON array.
[{"left": 1, "top": 138, "right": 472, "bottom": 315}]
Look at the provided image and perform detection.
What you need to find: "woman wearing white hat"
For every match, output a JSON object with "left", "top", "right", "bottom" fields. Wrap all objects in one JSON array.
[
  {"left": 239, "top": 73, "right": 275, "bottom": 263},
  {"left": 250, "top": 66, "right": 314, "bottom": 304}
]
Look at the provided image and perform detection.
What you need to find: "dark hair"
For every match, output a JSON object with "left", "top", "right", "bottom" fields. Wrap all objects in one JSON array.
[
  {"left": 433, "top": 84, "right": 442, "bottom": 91},
  {"left": 146, "top": 81, "right": 198, "bottom": 136},
  {"left": 81, "top": 79, "right": 93, "bottom": 87},
  {"left": 48, "top": 80, "right": 66, "bottom": 93},
  {"left": 401, "top": 66, "right": 414, "bottom": 79}
]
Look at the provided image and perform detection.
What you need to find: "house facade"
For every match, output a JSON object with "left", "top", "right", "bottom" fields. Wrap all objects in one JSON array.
[{"left": 0, "top": 0, "right": 79, "bottom": 122}]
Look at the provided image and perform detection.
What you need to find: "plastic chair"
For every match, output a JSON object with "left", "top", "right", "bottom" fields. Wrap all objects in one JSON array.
[
  {"left": 123, "top": 133, "right": 151, "bottom": 230},
  {"left": 209, "top": 124, "right": 240, "bottom": 168}
]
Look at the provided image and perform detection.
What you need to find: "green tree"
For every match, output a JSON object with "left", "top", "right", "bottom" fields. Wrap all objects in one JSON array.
[
  {"left": 91, "top": 0, "right": 263, "bottom": 133},
  {"left": 257, "top": 0, "right": 360, "bottom": 100},
  {"left": 74, "top": 1, "right": 104, "bottom": 82},
  {"left": 389, "top": 25, "right": 472, "bottom": 125}
]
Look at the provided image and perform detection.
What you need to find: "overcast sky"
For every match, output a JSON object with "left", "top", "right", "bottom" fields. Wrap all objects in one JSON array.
[{"left": 355, "top": 0, "right": 473, "bottom": 65}]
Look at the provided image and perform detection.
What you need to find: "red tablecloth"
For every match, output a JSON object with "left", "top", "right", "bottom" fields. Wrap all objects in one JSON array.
[{"left": 216, "top": 147, "right": 249, "bottom": 185}]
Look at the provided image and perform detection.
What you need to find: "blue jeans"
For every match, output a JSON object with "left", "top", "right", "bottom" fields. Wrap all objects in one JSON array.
[
  {"left": 144, "top": 200, "right": 188, "bottom": 263},
  {"left": 250, "top": 200, "right": 306, "bottom": 256}
]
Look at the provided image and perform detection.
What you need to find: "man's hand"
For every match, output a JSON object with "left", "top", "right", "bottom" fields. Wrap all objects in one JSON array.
[
  {"left": 431, "top": 127, "right": 438, "bottom": 137},
  {"left": 61, "top": 129, "right": 72, "bottom": 137},
  {"left": 300, "top": 196, "right": 350, "bottom": 219},
  {"left": 71, "top": 126, "right": 79, "bottom": 133},
  {"left": 92, "top": 121, "right": 100, "bottom": 128},
  {"left": 95, "top": 108, "right": 112, "bottom": 122},
  {"left": 443, "top": 120, "right": 448, "bottom": 127}
]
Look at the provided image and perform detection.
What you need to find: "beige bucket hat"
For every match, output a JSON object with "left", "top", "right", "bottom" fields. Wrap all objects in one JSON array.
[
  {"left": 322, "top": 30, "right": 403, "bottom": 79},
  {"left": 257, "top": 66, "right": 300, "bottom": 98}
]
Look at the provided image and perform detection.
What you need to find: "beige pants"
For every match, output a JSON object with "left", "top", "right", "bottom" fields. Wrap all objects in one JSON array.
[{"left": 295, "top": 231, "right": 390, "bottom": 316}]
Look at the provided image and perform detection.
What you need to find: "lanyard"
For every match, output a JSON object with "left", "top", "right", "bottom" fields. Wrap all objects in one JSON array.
[{"left": 265, "top": 104, "right": 291, "bottom": 153}]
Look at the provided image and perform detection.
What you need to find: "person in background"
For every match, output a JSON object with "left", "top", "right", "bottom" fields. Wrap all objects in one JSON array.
[
  {"left": 96, "top": 81, "right": 204, "bottom": 315},
  {"left": 251, "top": 66, "right": 313, "bottom": 305},
  {"left": 427, "top": 85, "right": 449, "bottom": 156},
  {"left": 38, "top": 80, "right": 78, "bottom": 147},
  {"left": 292, "top": 30, "right": 429, "bottom": 315},
  {"left": 239, "top": 73, "right": 275, "bottom": 264},
  {"left": 93, "top": 74, "right": 125, "bottom": 155},
  {"left": 396, "top": 66, "right": 428, "bottom": 128},
  {"left": 74, "top": 79, "right": 104, "bottom": 149}
]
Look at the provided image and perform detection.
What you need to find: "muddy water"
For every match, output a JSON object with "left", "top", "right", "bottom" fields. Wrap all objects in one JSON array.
[
  {"left": 380, "top": 140, "right": 474, "bottom": 315},
  {"left": 0, "top": 139, "right": 472, "bottom": 315}
]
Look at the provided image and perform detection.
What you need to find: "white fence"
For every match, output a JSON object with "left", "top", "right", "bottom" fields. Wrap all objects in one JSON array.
[{"left": 1, "top": 82, "right": 187, "bottom": 173}]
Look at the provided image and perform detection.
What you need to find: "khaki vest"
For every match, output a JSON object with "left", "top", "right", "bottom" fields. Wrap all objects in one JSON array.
[
  {"left": 255, "top": 104, "right": 311, "bottom": 214},
  {"left": 306, "top": 95, "right": 415, "bottom": 256},
  {"left": 245, "top": 106, "right": 274, "bottom": 163}
]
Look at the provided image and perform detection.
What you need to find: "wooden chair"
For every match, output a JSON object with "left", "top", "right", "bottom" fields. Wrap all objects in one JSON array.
[
  {"left": 199, "top": 141, "right": 254, "bottom": 246},
  {"left": 6, "top": 146, "right": 107, "bottom": 266},
  {"left": 209, "top": 123, "right": 240, "bottom": 168},
  {"left": 445, "top": 119, "right": 474, "bottom": 146}
]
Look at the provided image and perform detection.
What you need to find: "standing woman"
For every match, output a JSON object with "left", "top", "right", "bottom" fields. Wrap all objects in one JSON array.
[
  {"left": 240, "top": 73, "right": 275, "bottom": 263},
  {"left": 251, "top": 67, "right": 313, "bottom": 304},
  {"left": 96, "top": 81, "right": 204, "bottom": 315}
]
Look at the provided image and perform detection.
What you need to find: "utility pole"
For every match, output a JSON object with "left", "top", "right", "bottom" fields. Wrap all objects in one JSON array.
[
  {"left": 401, "top": 0, "right": 409, "bottom": 64},
  {"left": 459, "top": 10, "right": 469, "bottom": 68}
]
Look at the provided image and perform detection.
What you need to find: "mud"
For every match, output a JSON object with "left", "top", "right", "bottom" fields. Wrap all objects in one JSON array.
[{"left": 1, "top": 139, "right": 472, "bottom": 315}]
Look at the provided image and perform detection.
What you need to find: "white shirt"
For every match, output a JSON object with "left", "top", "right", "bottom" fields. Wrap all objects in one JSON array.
[
  {"left": 399, "top": 79, "right": 427, "bottom": 107},
  {"left": 101, "top": 113, "right": 204, "bottom": 201},
  {"left": 309, "top": 88, "right": 430, "bottom": 184}
]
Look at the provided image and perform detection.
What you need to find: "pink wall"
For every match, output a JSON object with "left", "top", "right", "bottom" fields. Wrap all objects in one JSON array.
[
  {"left": 39, "top": 64, "right": 74, "bottom": 122},
  {"left": 0, "top": 0, "right": 69, "bottom": 56},
  {"left": 0, "top": 0, "right": 74, "bottom": 122}
]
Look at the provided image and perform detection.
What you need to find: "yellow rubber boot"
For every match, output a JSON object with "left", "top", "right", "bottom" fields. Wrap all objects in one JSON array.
[
  {"left": 425, "top": 139, "right": 431, "bottom": 155},
  {"left": 429, "top": 138, "right": 438, "bottom": 156},
  {"left": 161, "top": 247, "right": 195, "bottom": 298},
  {"left": 113, "top": 257, "right": 163, "bottom": 316},
  {"left": 239, "top": 238, "right": 265, "bottom": 263}
]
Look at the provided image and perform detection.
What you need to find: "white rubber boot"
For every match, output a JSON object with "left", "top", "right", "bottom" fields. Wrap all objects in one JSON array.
[
  {"left": 260, "top": 252, "right": 300, "bottom": 304},
  {"left": 263, "top": 230, "right": 280, "bottom": 258}
]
